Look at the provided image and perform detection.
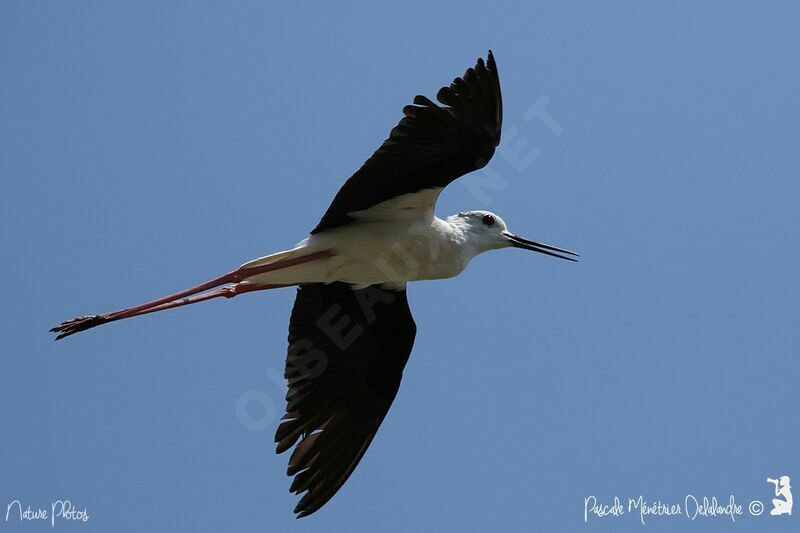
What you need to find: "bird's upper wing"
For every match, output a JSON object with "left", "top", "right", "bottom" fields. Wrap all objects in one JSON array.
[
  {"left": 311, "top": 51, "right": 503, "bottom": 234},
  {"left": 275, "top": 282, "right": 416, "bottom": 517}
]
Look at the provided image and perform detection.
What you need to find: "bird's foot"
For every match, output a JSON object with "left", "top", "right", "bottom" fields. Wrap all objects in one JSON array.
[{"left": 50, "top": 315, "right": 109, "bottom": 340}]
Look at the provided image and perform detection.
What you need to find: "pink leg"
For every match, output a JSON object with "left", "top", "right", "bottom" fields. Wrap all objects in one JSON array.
[
  {"left": 51, "top": 249, "right": 333, "bottom": 340},
  {"left": 103, "top": 249, "right": 333, "bottom": 320},
  {"left": 106, "top": 282, "right": 287, "bottom": 320}
]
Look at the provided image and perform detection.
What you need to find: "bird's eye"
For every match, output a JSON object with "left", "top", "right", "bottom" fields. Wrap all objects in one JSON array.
[{"left": 482, "top": 214, "right": 495, "bottom": 226}]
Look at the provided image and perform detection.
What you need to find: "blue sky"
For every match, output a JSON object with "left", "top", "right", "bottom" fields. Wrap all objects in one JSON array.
[{"left": 2, "top": 2, "right": 798, "bottom": 532}]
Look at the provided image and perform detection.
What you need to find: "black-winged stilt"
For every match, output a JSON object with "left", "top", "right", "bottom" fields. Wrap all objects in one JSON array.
[{"left": 52, "top": 51, "right": 578, "bottom": 517}]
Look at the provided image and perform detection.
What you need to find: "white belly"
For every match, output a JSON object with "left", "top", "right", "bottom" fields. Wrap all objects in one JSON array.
[{"left": 239, "top": 218, "right": 468, "bottom": 287}]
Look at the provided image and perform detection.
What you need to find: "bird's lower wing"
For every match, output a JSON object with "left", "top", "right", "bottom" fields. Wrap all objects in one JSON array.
[{"left": 275, "top": 282, "right": 417, "bottom": 517}]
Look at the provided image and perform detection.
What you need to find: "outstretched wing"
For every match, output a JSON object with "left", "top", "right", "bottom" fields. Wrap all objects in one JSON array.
[
  {"left": 275, "top": 282, "right": 417, "bottom": 517},
  {"left": 311, "top": 50, "right": 503, "bottom": 234}
]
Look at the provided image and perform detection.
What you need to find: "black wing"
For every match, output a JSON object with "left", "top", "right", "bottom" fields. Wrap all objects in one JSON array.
[
  {"left": 275, "top": 282, "right": 417, "bottom": 517},
  {"left": 311, "top": 50, "right": 503, "bottom": 234}
]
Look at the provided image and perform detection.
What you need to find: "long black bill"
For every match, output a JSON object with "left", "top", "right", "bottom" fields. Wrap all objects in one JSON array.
[{"left": 503, "top": 232, "right": 579, "bottom": 262}]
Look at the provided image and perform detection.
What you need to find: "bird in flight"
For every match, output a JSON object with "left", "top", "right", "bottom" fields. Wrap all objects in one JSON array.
[{"left": 52, "top": 51, "right": 578, "bottom": 517}]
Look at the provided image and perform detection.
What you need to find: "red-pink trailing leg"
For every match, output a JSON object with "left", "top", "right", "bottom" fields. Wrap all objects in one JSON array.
[{"left": 51, "top": 250, "right": 333, "bottom": 340}]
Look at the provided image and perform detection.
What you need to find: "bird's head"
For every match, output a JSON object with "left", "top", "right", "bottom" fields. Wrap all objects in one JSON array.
[{"left": 450, "top": 210, "right": 579, "bottom": 261}]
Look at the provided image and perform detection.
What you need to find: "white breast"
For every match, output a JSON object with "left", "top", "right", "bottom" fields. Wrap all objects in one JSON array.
[
  {"left": 311, "top": 216, "right": 467, "bottom": 284},
  {"left": 238, "top": 190, "right": 473, "bottom": 287}
]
